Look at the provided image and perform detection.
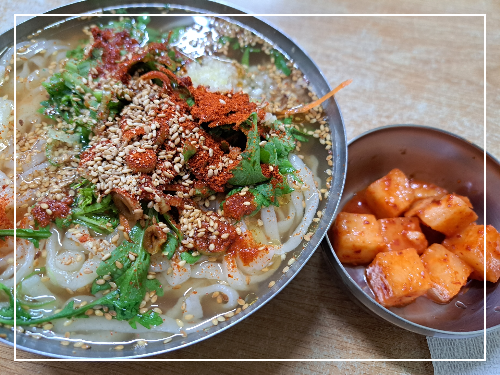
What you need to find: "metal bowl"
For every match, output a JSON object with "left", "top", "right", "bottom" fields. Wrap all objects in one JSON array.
[
  {"left": 324, "top": 124, "right": 500, "bottom": 338},
  {"left": 0, "top": 1, "right": 347, "bottom": 358}
]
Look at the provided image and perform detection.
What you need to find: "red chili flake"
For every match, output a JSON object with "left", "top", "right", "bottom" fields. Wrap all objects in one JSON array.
[
  {"left": 32, "top": 199, "right": 72, "bottom": 228},
  {"left": 189, "top": 86, "right": 265, "bottom": 129},
  {"left": 89, "top": 27, "right": 139, "bottom": 78},
  {"left": 191, "top": 219, "right": 237, "bottom": 254},
  {"left": 187, "top": 131, "right": 239, "bottom": 193},
  {"left": 126, "top": 149, "right": 157, "bottom": 173},
  {"left": 0, "top": 194, "right": 13, "bottom": 230},
  {"left": 226, "top": 232, "right": 267, "bottom": 267},
  {"left": 114, "top": 42, "right": 172, "bottom": 83},
  {"left": 122, "top": 127, "right": 146, "bottom": 143},
  {"left": 223, "top": 193, "right": 256, "bottom": 221}
]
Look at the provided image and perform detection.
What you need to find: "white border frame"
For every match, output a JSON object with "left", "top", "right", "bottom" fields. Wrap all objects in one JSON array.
[{"left": 12, "top": 12, "right": 487, "bottom": 363}]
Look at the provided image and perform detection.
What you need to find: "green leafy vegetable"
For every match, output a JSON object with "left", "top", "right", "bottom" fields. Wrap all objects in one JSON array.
[
  {"left": 0, "top": 227, "right": 52, "bottom": 248},
  {"left": 128, "top": 310, "right": 163, "bottom": 329},
  {"left": 55, "top": 180, "right": 119, "bottom": 234},
  {"left": 0, "top": 283, "right": 31, "bottom": 325},
  {"left": 271, "top": 49, "right": 291, "bottom": 76},
  {"left": 164, "top": 214, "right": 183, "bottom": 241},
  {"left": 162, "top": 231, "right": 178, "bottom": 260},
  {"left": 66, "top": 44, "right": 85, "bottom": 61},
  {"left": 168, "top": 26, "right": 185, "bottom": 44},
  {"left": 90, "top": 223, "right": 143, "bottom": 294},
  {"left": 229, "top": 113, "right": 269, "bottom": 186},
  {"left": 241, "top": 48, "right": 250, "bottom": 67},
  {"left": 180, "top": 251, "right": 201, "bottom": 264},
  {"left": 182, "top": 143, "right": 197, "bottom": 161},
  {"left": 241, "top": 47, "right": 261, "bottom": 67},
  {"left": 218, "top": 36, "right": 234, "bottom": 45},
  {"left": 4, "top": 218, "right": 164, "bottom": 329},
  {"left": 250, "top": 180, "right": 294, "bottom": 210},
  {"left": 161, "top": 214, "right": 181, "bottom": 260}
]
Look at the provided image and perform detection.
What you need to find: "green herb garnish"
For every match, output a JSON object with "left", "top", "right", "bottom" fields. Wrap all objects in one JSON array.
[{"left": 0, "top": 227, "right": 52, "bottom": 248}]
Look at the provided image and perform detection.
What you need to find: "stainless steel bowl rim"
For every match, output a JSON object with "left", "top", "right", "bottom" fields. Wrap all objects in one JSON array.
[{"left": 1, "top": 0, "right": 348, "bottom": 358}]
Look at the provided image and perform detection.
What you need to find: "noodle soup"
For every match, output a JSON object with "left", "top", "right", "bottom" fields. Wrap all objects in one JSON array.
[{"left": 0, "top": 14, "right": 344, "bottom": 352}]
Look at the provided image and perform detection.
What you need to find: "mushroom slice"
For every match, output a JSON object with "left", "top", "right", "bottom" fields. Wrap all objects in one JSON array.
[
  {"left": 111, "top": 188, "right": 143, "bottom": 221},
  {"left": 144, "top": 224, "right": 168, "bottom": 255},
  {"left": 151, "top": 117, "right": 169, "bottom": 145}
]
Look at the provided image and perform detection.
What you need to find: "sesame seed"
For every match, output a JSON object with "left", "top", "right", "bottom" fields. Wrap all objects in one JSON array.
[{"left": 268, "top": 281, "right": 276, "bottom": 288}]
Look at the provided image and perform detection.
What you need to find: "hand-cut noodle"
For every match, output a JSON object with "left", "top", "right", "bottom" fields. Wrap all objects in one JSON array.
[
  {"left": 162, "top": 261, "right": 191, "bottom": 287},
  {"left": 222, "top": 254, "right": 248, "bottom": 291},
  {"left": 18, "top": 139, "right": 46, "bottom": 173},
  {"left": 261, "top": 206, "right": 280, "bottom": 242},
  {"left": 224, "top": 250, "right": 281, "bottom": 290},
  {"left": 236, "top": 247, "right": 276, "bottom": 276},
  {"left": 276, "top": 194, "right": 297, "bottom": 235},
  {"left": 149, "top": 252, "right": 171, "bottom": 272},
  {"left": 46, "top": 227, "right": 113, "bottom": 291},
  {"left": 275, "top": 154, "right": 320, "bottom": 255},
  {"left": 191, "top": 260, "right": 225, "bottom": 280},
  {"left": 19, "top": 275, "right": 57, "bottom": 307},
  {"left": 0, "top": 239, "right": 35, "bottom": 288},
  {"left": 184, "top": 284, "right": 240, "bottom": 319}
]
